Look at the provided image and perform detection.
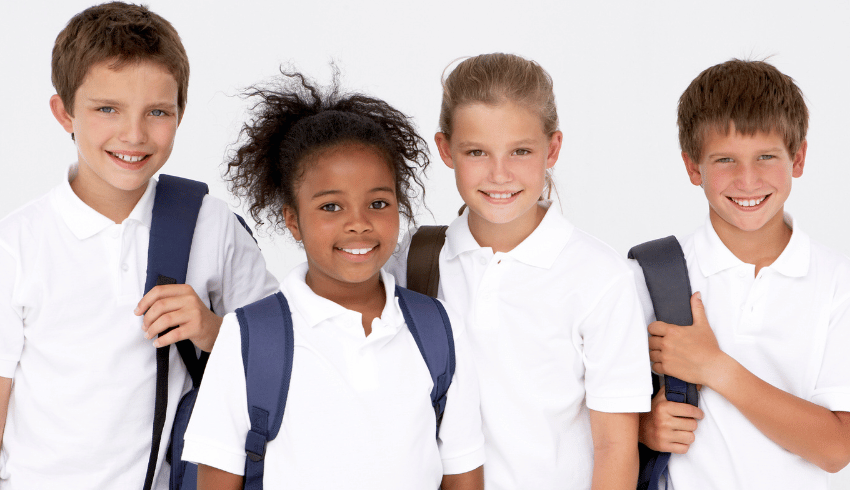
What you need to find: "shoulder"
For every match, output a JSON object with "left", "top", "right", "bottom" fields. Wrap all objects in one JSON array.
[
  {"left": 0, "top": 189, "right": 56, "bottom": 255},
  {"left": 559, "top": 226, "right": 633, "bottom": 278}
]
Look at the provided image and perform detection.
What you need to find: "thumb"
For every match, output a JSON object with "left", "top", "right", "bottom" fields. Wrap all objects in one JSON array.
[{"left": 690, "top": 291, "right": 707, "bottom": 325}]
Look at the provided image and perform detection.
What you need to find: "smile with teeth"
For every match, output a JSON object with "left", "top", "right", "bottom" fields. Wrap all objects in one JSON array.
[
  {"left": 108, "top": 151, "right": 149, "bottom": 163},
  {"left": 339, "top": 246, "right": 374, "bottom": 255},
  {"left": 483, "top": 191, "right": 519, "bottom": 199},
  {"left": 730, "top": 195, "right": 768, "bottom": 207}
]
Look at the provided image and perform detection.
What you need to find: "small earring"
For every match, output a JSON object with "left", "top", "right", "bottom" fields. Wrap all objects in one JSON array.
[{"left": 71, "top": 133, "right": 75, "bottom": 142}]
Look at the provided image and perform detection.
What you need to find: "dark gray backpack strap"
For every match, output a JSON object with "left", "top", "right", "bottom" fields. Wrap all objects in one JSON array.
[
  {"left": 628, "top": 235, "right": 699, "bottom": 490},
  {"left": 407, "top": 225, "right": 448, "bottom": 298}
]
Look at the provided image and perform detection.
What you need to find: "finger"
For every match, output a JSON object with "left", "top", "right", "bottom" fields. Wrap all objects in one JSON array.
[
  {"left": 136, "top": 284, "right": 192, "bottom": 316},
  {"left": 141, "top": 296, "right": 186, "bottom": 330},
  {"left": 690, "top": 291, "right": 708, "bottom": 326},
  {"left": 646, "top": 321, "right": 667, "bottom": 337},
  {"left": 152, "top": 325, "right": 189, "bottom": 349},
  {"left": 661, "top": 400, "right": 705, "bottom": 420},
  {"left": 145, "top": 310, "right": 195, "bottom": 339},
  {"left": 667, "top": 440, "right": 695, "bottom": 454},
  {"left": 648, "top": 335, "right": 663, "bottom": 351}
]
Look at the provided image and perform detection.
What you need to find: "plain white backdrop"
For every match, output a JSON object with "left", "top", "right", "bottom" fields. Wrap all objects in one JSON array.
[{"left": 2, "top": 1, "right": 849, "bottom": 486}]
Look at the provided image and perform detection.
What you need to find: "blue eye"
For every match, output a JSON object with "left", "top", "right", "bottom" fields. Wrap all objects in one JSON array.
[
  {"left": 320, "top": 203, "right": 341, "bottom": 212},
  {"left": 98, "top": 107, "right": 116, "bottom": 114},
  {"left": 150, "top": 109, "right": 166, "bottom": 117},
  {"left": 758, "top": 154, "right": 775, "bottom": 161},
  {"left": 715, "top": 157, "right": 733, "bottom": 163},
  {"left": 370, "top": 200, "right": 390, "bottom": 210}
]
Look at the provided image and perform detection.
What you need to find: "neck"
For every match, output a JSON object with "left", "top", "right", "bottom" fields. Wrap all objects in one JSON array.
[
  {"left": 467, "top": 202, "right": 547, "bottom": 253},
  {"left": 70, "top": 166, "right": 147, "bottom": 224},
  {"left": 710, "top": 209, "right": 792, "bottom": 276}
]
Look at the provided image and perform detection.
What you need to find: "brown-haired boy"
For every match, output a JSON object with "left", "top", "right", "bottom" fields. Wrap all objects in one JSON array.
[
  {"left": 632, "top": 59, "right": 850, "bottom": 489},
  {"left": 0, "top": 3, "right": 277, "bottom": 488}
]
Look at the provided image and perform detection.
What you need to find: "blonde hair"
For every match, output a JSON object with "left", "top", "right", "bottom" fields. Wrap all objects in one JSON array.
[{"left": 439, "top": 53, "right": 558, "bottom": 138}]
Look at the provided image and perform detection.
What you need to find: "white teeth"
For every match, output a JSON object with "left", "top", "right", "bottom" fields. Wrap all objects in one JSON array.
[
  {"left": 486, "top": 192, "right": 516, "bottom": 199},
  {"left": 110, "top": 152, "right": 146, "bottom": 163},
  {"left": 732, "top": 196, "right": 766, "bottom": 207},
  {"left": 341, "top": 247, "right": 373, "bottom": 255}
]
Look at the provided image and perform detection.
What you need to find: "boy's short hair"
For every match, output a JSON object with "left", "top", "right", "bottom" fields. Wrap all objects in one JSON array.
[
  {"left": 678, "top": 59, "right": 808, "bottom": 161},
  {"left": 52, "top": 1, "right": 189, "bottom": 118}
]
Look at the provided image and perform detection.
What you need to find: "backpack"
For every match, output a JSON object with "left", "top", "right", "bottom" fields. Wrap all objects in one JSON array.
[
  {"left": 628, "top": 236, "right": 700, "bottom": 490},
  {"left": 235, "top": 285, "right": 455, "bottom": 489},
  {"left": 138, "top": 175, "right": 256, "bottom": 490}
]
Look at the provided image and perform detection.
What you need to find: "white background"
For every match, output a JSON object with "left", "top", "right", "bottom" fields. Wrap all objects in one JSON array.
[{"left": 1, "top": 1, "right": 849, "bottom": 485}]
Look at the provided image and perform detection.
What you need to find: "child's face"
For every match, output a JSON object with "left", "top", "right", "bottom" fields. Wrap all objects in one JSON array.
[
  {"left": 435, "top": 101, "right": 562, "bottom": 234},
  {"left": 284, "top": 145, "right": 399, "bottom": 296},
  {"left": 684, "top": 125, "right": 806, "bottom": 236},
  {"left": 50, "top": 60, "right": 180, "bottom": 202}
]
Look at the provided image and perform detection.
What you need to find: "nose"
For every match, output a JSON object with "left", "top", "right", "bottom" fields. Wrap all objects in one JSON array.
[
  {"left": 489, "top": 156, "right": 512, "bottom": 184},
  {"left": 345, "top": 207, "right": 373, "bottom": 234},
  {"left": 119, "top": 114, "right": 148, "bottom": 144},
  {"left": 734, "top": 162, "right": 762, "bottom": 189}
]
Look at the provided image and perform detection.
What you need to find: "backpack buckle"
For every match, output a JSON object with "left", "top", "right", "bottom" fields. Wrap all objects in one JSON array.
[{"left": 245, "top": 429, "right": 267, "bottom": 462}]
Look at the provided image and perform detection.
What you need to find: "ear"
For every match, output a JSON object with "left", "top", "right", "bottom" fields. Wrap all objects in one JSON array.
[
  {"left": 546, "top": 131, "right": 563, "bottom": 169},
  {"left": 682, "top": 151, "right": 702, "bottom": 187},
  {"left": 791, "top": 140, "right": 806, "bottom": 178},
  {"left": 434, "top": 132, "right": 454, "bottom": 169},
  {"left": 50, "top": 94, "right": 75, "bottom": 134},
  {"left": 283, "top": 206, "right": 302, "bottom": 241}
]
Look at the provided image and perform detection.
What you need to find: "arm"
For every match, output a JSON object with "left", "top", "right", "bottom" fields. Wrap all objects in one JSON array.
[
  {"left": 638, "top": 386, "right": 704, "bottom": 453},
  {"left": 197, "top": 464, "right": 243, "bottom": 490},
  {"left": 135, "top": 284, "right": 223, "bottom": 352},
  {"left": 649, "top": 292, "right": 850, "bottom": 472},
  {"left": 441, "top": 465, "right": 483, "bottom": 490},
  {"left": 588, "top": 410, "right": 639, "bottom": 490},
  {"left": 0, "top": 376, "right": 10, "bottom": 451}
]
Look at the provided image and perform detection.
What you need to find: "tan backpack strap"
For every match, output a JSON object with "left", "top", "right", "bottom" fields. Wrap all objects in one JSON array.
[{"left": 407, "top": 225, "right": 448, "bottom": 297}]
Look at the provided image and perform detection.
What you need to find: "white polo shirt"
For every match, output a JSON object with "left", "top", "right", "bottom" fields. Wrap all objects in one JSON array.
[
  {"left": 388, "top": 202, "right": 652, "bottom": 490},
  {"left": 182, "top": 263, "right": 485, "bottom": 488},
  {"left": 0, "top": 166, "right": 279, "bottom": 490},
  {"left": 630, "top": 214, "right": 850, "bottom": 490}
]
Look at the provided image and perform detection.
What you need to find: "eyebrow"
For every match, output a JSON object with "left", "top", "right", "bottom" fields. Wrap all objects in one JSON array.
[
  {"left": 311, "top": 186, "right": 395, "bottom": 199},
  {"left": 456, "top": 139, "right": 538, "bottom": 148},
  {"left": 706, "top": 147, "right": 785, "bottom": 159},
  {"left": 85, "top": 98, "right": 178, "bottom": 110}
]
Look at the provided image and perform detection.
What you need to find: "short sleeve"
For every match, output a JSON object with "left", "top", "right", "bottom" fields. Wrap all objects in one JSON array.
[
  {"left": 0, "top": 244, "right": 23, "bottom": 378},
  {"left": 436, "top": 303, "right": 486, "bottom": 475},
  {"left": 811, "top": 291, "right": 850, "bottom": 411},
  {"left": 182, "top": 314, "right": 251, "bottom": 475},
  {"left": 385, "top": 226, "right": 417, "bottom": 289},
  {"left": 196, "top": 197, "right": 279, "bottom": 316},
  {"left": 627, "top": 258, "right": 657, "bottom": 326},
  {"left": 580, "top": 270, "right": 653, "bottom": 413}
]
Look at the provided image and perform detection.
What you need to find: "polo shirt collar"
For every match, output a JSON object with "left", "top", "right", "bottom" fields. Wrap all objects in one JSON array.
[
  {"left": 54, "top": 164, "right": 156, "bottom": 240},
  {"left": 694, "top": 212, "right": 810, "bottom": 278},
  {"left": 444, "top": 200, "right": 573, "bottom": 269},
  {"left": 282, "top": 263, "right": 405, "bottom": 329}
]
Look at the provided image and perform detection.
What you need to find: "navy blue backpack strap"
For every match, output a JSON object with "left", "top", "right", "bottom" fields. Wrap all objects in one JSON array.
[
  {"left": 395, "top": 286, "right": 456, "bottom": 436},
  {"left": 237, "top": 292, "right": 294, "bottom": 490},
  {"left": 628, "top": 235, "right": 700, "bottom": 490},
  {"left": 142, "top": 175, "right": 208, "bottom": 490}
]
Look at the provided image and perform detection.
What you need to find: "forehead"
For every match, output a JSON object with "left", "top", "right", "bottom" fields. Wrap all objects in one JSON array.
[
  {"left": 451, "top": 101, "right": 545, "bottom": 143},
  {"left": 76, "top": 60, "right": 178, "bottom": 104},
  {"left": 700, "top": 123, "right": 789, "bottom": 155},
  {"left": 300, "top": 144, "right": 395, "bottom": 194}
]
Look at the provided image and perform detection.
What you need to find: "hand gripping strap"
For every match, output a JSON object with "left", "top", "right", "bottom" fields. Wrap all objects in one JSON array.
[
  {"left": 237, "top": 292, "right": 294, "bottom": 490},
  {"left": 143, "top": 175, "right": 208, "bottom": 490},
  {"left": 628, "top": 236, "right": 699, "bottom": 490},
  {"left": 395, "top": 286, "right": 456, "bottom": 437},
  {"left": 407, "top": 225, "right": 448, "bottom": 298}
]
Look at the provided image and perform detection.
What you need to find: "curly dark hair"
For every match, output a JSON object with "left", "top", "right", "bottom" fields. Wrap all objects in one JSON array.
[{"left": 225, "top": 68, "right": 429, "bottom": 234}]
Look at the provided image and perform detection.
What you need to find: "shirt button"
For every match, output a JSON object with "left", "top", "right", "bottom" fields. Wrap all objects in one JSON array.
[
  {"left": 479, "top": 257, "right": 487, "bottom": 266},
  {"left": 121, "top": 263, "right": 129, "bottom": 272},
  {"left": 737, "top": 271, "right": 746, "bottom": 278},
  {"left": 111, "top": 229, "right": 120, "bottom": 239}
]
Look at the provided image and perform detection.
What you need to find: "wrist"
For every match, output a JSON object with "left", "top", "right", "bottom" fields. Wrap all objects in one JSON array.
[{"left": 704, "top": 351, "right": 738, "bottom": 393}]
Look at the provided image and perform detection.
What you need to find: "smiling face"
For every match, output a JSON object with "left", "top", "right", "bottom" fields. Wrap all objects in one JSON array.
[
  {"left": 435, "top": 101, "right": 562, "bottom": 247},
  {"left": 684, "top": 124, "right": 806, "bottom": 242},
  {"left": 50, "top": 60, "right": 180, "bottom": 212},
  {"left": 284, "top": 144, "right": 399, "bottom": 299}
]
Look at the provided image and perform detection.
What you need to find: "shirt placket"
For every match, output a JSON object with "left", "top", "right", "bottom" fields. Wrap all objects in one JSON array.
[{"left": 474, "top": 251, "right": 502, "bottom": 331}]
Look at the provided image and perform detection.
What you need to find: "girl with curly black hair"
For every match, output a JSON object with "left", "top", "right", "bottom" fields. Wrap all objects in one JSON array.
[{"left": 181, "top": 69, "right": 485, "bottom": 490}]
